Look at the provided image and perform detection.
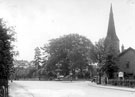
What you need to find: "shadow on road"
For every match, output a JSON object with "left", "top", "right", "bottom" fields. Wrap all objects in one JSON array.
[{"left": 9, "top": 82, "right": 34, "bottom": 97}]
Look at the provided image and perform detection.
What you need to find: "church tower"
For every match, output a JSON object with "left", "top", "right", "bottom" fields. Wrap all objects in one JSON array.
[{"left": 104, "top": 5, "right": 120, "bottom": 56}]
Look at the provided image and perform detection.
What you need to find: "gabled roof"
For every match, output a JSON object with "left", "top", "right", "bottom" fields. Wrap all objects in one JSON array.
[{"left": 118, "top": 47, "right": 135, "bottom": 57}]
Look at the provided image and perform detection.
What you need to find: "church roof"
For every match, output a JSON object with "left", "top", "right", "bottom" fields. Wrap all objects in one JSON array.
[
  {"left": 118, "top": 47, "right": 135, "bottom": 57},
  {"left": 106, "top": 5, "right": 119, "bottom": 41}
]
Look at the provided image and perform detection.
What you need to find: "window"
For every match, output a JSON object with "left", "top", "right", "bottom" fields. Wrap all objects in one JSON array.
[{"left": 126, "top": 61, "right": 130, "bottom": 69}]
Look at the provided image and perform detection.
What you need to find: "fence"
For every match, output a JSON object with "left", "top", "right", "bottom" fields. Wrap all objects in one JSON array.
[
  {"left": 108, "top": 79, "right": 135, "bottom": 88},
  {"left": 0, "top": 79, "right": 8, "bottom": 97}
]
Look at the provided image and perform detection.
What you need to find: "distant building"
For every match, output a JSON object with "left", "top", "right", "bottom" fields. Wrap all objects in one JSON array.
[{"left": 104, "top": 5, "right": 135, "bottom": 78}]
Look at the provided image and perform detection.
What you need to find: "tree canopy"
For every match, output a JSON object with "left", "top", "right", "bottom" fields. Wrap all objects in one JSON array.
[
  {"left": 34, "top": 47, "right": 41, "bottom": 69},
  {"left": 42, "top": 34, "right": 94, "bottom": 76},
  {"left": 92, "top": 38, "right": 119, "bottom": 79},
  {"left": 0, "top": 19, "right": 15, "bottom": 81}
]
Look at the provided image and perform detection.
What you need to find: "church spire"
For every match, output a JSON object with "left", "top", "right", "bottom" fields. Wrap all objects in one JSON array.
[
  {"left": 104, "top": 4, "right": 120, "bottom": 56},
  {"left": 107, "top": 4, "right": 119, "bottom": 41}
]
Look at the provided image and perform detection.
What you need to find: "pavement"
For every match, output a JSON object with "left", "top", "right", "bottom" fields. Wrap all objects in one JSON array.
[{"left": 88, "top": 81, "right": 135, "bottom": 92}]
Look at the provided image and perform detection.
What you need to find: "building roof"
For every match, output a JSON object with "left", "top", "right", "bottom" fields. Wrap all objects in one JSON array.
[
  {"left": 118, "top": 47, "right": 135, "bottom": 57},
  {"left": 106, "top": 4, "right": 119, "bottom": 41}
]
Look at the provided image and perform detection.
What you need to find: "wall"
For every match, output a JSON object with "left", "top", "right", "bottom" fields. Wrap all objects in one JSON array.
[{"left": 118, "top": 50, "right": 135, "bottom": 75}]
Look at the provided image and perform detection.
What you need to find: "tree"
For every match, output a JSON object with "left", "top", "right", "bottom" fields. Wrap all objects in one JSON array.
[
  {"left": 0, "top": 19, "right": 15, "bottom": 84},
  {"left": 101, "top": 55, "right": 118, "bottom": 79},
  {"left": 91, "top": 38, "right": 106, "bottom": 74},
  {"left": 91, "top": 38, "right": 105, "bottom": 65},
  {"left": 27, "top": 66, "right": 37, "bottom": 78},
  {"left": 34, "top": 47, "right": 42, "bottom": 80},
  {"left": 92, "top": 38, "right": 119, "bottom": 80},
  {"left": 90, "top": 38, "right": 106, "bottom": 83},
  {"left": 34, "top": 47, "right": 41, "bottom": 69},
  {"left": 103, "top": 41, "right": 119, "bottom": 79},
  {"left": 13, "top": 60, "right": 33, "bottom": 79},
  {"left": 42, "top": 34, "right": 94, "bottom": 77}
]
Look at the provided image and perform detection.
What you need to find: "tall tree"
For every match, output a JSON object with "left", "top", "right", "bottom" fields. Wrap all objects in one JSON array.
[
  {"left": 0, "top": 19, "right": 15, "bottom": 85},
  {"left": 90, "top": 38, "right": 106, "bottom": 83},
  {"left": 34, "top": 47, "right": 42, "bottom": 80},
  {"left": 34, "top": 47, "right": 41, "bottom": 69},
  {"left": 42, "top": 34, "right": 94, "bottom": 76},
  {"left": 101, "top": 55, "right": 118, "bottom": 79},
  {"left": 91, "top": 38, "right": 105, "bottom": 66},
  {"left": 92, "top": 38, "right": 118, "bottom": 79}
]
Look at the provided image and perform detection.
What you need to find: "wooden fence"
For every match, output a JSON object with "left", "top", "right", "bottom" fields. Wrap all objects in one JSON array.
[{"left": 108, "top": 79, "right": 135, "bottom": 88}]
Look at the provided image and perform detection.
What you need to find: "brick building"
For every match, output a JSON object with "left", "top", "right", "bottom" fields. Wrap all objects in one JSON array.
[{"left": 118, "top": 47, "right": 135, "bottom": 78}]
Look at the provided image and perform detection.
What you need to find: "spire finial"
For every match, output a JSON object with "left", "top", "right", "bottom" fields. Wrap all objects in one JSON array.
[
  {"left": 110, "top": 3, "right": 113, "bottom": 15},
  {"left": 107, "top": 3, "right": 116, "bottom": 38}
]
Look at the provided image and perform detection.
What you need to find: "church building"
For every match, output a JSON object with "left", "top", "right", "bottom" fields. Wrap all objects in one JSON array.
[
  {"left": 104, "top": 5, "right": 135, "bottom": 79},
  {"left": 104, "top": 5, "right": 120, "bottom": 57}
]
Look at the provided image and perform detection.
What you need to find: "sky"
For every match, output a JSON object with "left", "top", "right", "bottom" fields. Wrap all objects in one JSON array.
[{"left": 0, "top": 0, "right": 135, "bottom": 61}]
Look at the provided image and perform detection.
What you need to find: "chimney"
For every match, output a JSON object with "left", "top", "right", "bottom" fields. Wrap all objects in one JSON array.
[{"left": 121, "top": 44, "right": 124, "bottom": 52}]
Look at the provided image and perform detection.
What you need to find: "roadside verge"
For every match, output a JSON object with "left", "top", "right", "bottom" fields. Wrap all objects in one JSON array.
[{"left": 88, "top": 82, "right": 135, "bottom": 92}]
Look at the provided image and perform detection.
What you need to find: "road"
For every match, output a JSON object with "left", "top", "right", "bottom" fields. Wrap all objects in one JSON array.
[{"left": 9, "top": 81, "right": 135, "bottom": 97}]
